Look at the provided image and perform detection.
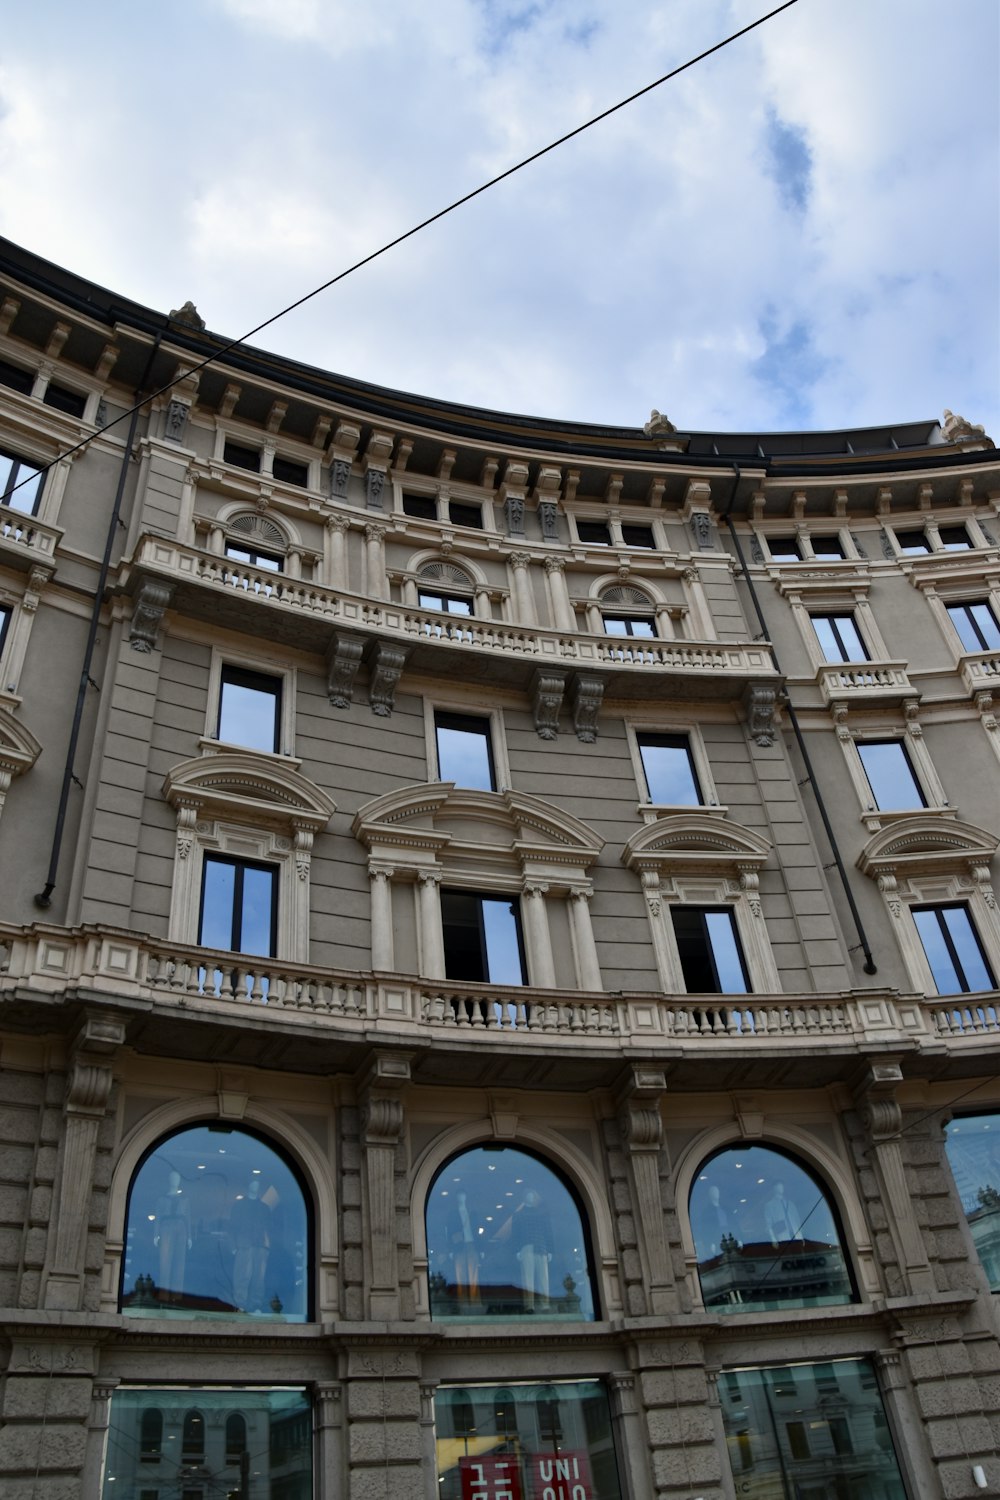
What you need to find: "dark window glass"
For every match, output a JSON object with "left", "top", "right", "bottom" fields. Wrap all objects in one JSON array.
[
  {"left": 427, "top": 1146, "right": 597, "bottom": 1322},
  {"left": 403, "top": 493, "right": 437, "bottom": 519},
  {"left": 895, "top": 528, "right": 931, "bottom": 555},
  {"left": 672, "top": 907, "right": 750, "bottom": 993},
  {"left": 103, "top": 1388, "right": 312, "bottom": 1495},
  {"left": 856, "top": 740, "right": 925, "bottom": 811},
  {"left": 812, "top": 613, "right": 867, "bottom": 663},
  {"left": 944, "top": 1114, "right": 1000, "bottom": 1291},
  {"left": 442, "top": 890, "right": 526, "bottom": 986},
  {"left": 140, "top": 1409, "right": 163, "bottom": 1462},
  {"left": 912, "top": 904, "right": 995, "bottom": 994},
  {"left": 691, "top": 1144, "right": 855, "bottom": 1313},
  {"left": 0, "top": 448, "right": 44, "bottom": 514},
  {"left": 938, "top": 524, "right": 972, "bottom": 550},
  {"left": 718, "top": 1363, "right": 905, "bottom": 1497},
  {"left": 0, "top": 357, "right": 34, "bottom": 395},
  {"left": 603, "top": 615, "right": 655, "bottom": 638},
  {"left": 947, "top": 601, "right": 1000, "bottom": 652},
  {"left": 418, "top": 589, "right": 472, "bottom": 615},
  {"left": 577, "top": 520, "right": 612, "bottom": 545},
  {"left": 0, "top": 605, "right": 11, "bottom": 657},
  {"left": 637, "top": 733, "right": 702, "bottom": 805},
  {"left": 199, "top": 855, "right": 277, "bottom": 958},
  {"left": 218, "top": 666, "right": 282, "bottom": 754},
  {"left": 448, "top": 500, "right": 483, "bottom": 529},
  {"left": 272, "top": 455, "right": 309, "bottom": 487},
  {"left": 768, "top": 537, "right": 802, "bottom": 561},
  {"left": 120, "top": 1123, "right": 311, "bottom": 1319},
  {"left": 224, "top": 1413, "right": 247, "bottom": 1464},
  {"left": 223, "top": 441, "right": 261, "bottom": 473},
  {"left": 811, "top": 534, "right": 845, "bottom": 559},
  {"left": 435, "top": 711, "right": 496, "bottom": 791},
  {"left": 225, "top": 542, "right": 283, "bottom": 573},
  {"left": 43, "top": 382, "right": 87, "bottom": 417},
  {"left": 182, "top": 1411, "right": 204, "bottom": 1458},
  {"left": 621, "top": 523, "right": 655, "bottom": 548}
]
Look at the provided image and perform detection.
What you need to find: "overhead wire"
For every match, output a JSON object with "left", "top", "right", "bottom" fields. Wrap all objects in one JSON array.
[{"left": 4, "top": 0, "right": 800, "bottom": 503}]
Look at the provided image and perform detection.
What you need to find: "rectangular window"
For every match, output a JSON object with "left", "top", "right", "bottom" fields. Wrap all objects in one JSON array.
[
  {"left": 811, "top": 534, "right": 846, "bottom": 559},
  {"left": 441, "top": 890, "right": 526, "bottom": 985},
  {"left": 857, "top": 739, "right": 925, "bottom": 810},
  {"left": 223, "top": 440, "right": 262, "bottom": 472},
  {"left": 577, "top": 520, "right": 612, "bottom": 545},
  {"left": 225, "top": 542, "right": 282, "bottom": 572},
  {"left": 199, "top": 855, "right": 277, "bottom": 957},
  {"left": 768, "top": 537, "right": 802, "bottom": 561},
  {"left": 434, "top": 710, "right": 496, "bottom": 790},
  {"left": 947, "top": 601, "right": 1000, "bottom": 652},
  {"left": 912, "top": 904, "right": 996, "bottom": 994},
  {"left": 402, "top": 492, "right": 437, "bottom": 519},
  {"left": 0, "top": 448, "right": 44, "bottom": 515},
  {"left": 218, "top": 665, "right": 282, "bottom": 753},
  {"left": 272, "top": 455, "right": 309, "bottom": 487},
  {"left": 637, "top": 733, "right": 702, "bottom": 805},
  {"left": 895, "top": 528, "right": 930, "bottom": 555},
  {"left": 43, "top": 382, "right": 87, "bottom": 418},
  {"left": 418, "top": 589, "right": 472, "bottom": 615},
  {"left": 603, "top": 615, "right": 655, "bottom": 638},
  {"left": 621, "top": 523, "right": 655, "bottom": 548},
  {"left": 938, "top": 524, "right": 972, "bottom": 550},
  {"left": 0, "top": 357, "right": 34, "bottom": 395},
  {"left": 0, "top": 605, "right": 11, "bottom": 658},
  {"left": 812, "top": 613, "right": 868, "bottom": 663},
  {"left": 448, "top": 500, "right": 483, "bottom": 529},
  {"left": 672, "top": 907, "right": 750, "bottom": 993}
]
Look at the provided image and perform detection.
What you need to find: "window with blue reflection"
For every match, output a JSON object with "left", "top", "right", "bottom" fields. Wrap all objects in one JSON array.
[
  {"left": 225, "top": 542, "right": 283, "bottom": 572},
  {"left": 199, "top": 855, "right": 276, "bottom": 957},
  {"left": 812, "top": 613, "right": 867, "bottom": 663},
  {"left": 120, "top": 1123, "right": 311, "bottom": 1320},
  {"left": 0, "top": 449, "right": 43, "bottom": 515},
  {"left": 603, "top": 614, "right": 655, "bottom": 637},
  {"left": 690, "top": 1144, "right": 855, "bottom": 1312},
  {"left": 0, "top": 605, "right": 10, "bottom": 657},
  {"left": 947, "top": 601, "right": 1000, "bottom": 653},
  {"left": 894, "top": 528, "right": 931, "bottom": 555},
  {"left": 672, "top": 907, "right": 749, "bottom": 993},
  {"left": 857, "top": 740, "right": 925, "bottom": 810},
  {"left": 442, "top": 890, "right": 525, "bottom": 985},
  {"left": 435, "top": 711, "right": 496, "bottom": 790},
  {"left": 718, "top": 1361, "right": 905, "bottom": 1497},
  {"left": 912, "top": 904, "right": 995, "bottom": 994},
  {"left": 419, "top": 590, "right": 472, "bottom": 615},
  {"left": 427, "top": 1146, "right": 597, "bottom": 1321},
  {"left": 103, "top": 1388, "right": 312, "bottom": 1495},
  {"left": 637, "top": 733, "right": 702, "bottom": 805},
  {"left": 944, "top": 1114, "right": 1000, "bottom": 1291},
  {"left": 218, "top": 665, "right": 282, "bottom": 753}
]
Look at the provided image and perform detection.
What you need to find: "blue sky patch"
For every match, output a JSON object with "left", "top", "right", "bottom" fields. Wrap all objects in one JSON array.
[
  {"left": 752, "top": 312, "right": 828, "bottom": 427},
  {"left": 765, "top": 109, "right": 812, "bottom": 212}
]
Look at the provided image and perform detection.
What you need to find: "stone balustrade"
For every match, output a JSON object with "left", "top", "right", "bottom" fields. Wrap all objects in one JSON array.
[
  {"left": 2, "top": 922, "right": 996, "bottom": 1063},
  {"left": 960, "top": 650, "right": 1000, "bottom": 694},
  {"left": 817, "top": 660, "right": 913, "bottom": 705},
  {"left": 0, "top": 501, "right": 61, "bottom": 565}
]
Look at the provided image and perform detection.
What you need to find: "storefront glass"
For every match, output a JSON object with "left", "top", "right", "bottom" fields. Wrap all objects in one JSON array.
[{"left": 944, "top": 1113, "right": 1000, "bottom": 1290}]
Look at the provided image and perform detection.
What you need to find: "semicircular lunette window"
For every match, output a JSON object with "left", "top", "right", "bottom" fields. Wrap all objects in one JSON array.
[
  {"left": 426, "top": 1145, "right": 597, "bottom": 1322},
  {"left": 690, "top": 1144, "right": 855, "bottom": 1313},
  {"left": 944, "top": 1113, "right": 1000, "bottom": 1290},
  {"left": 120, "top": 1123, "right": 310, "bottom": 1322}
]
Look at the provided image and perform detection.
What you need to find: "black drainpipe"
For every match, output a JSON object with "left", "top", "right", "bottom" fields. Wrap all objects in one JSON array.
[
  {"left": 34, "top": 331, "right": 165, "bottom": 909},
  {"left": 721, "top": 463, "right": 878, "bottom": 975}
]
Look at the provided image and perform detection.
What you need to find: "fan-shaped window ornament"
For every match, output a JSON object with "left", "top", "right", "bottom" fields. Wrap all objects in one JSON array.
[
  {"left": 226, "top": 513, "right": 288, "bottom": 572},
  {"left": 600, "top": 584, "right": 654, "bottom": 610},
  {"left": 419, "top": 560, "right": 474, "bottom": 589},
  {"left": 689, "top": 1143, "right": 856, "bottom": 1312}
]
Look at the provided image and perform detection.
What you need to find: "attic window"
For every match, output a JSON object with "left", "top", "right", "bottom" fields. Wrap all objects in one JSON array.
[
  {"left": 273, "top": 456, "right": 309, "bottom": 488},
  {"left": 43, "top": 382, "right": 86, "bottom": 418},
  {"left": 224, "top": 441, "right": 262, "bottom": 473}
]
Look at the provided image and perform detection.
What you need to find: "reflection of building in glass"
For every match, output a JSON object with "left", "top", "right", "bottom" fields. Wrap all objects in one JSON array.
[{"left": 2, "top": 237, "right": 1000, "bottom": 1499}]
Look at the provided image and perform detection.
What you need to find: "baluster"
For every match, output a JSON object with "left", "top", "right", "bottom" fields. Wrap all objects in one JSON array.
[{"left": 217, "top": 966, "right": 234, "bottom": 1002}]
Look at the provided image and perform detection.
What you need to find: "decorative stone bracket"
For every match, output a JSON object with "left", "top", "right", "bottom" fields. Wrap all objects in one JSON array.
[
  {"left": 531, "top": 669, "right": 566, "bottom": 740},
  {"left": 853, "top": 1060, "right": 935, "bottom": 1296},
  {"left": 616, "top": 1066, "right": 678, "bottom": 1315},
  {"left": 326, "top": 631, "right": 365, "bottom": 708},
  {"left": 367, "top": 641, "right": 408, "bottom": 717},
  {"left": 129, "top": 578, "right": 174, "bottom": 653},
  {"left": 360, "top": 1053, "right": 412, "bottom": 1319},
  {"left": 744, "top": 682, "right": 780, "bottom": 747},
  {"left": 572, "top": 674, "right": 604, "bottom": 743}
]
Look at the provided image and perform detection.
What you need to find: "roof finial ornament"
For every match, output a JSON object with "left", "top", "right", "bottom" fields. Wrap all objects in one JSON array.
[
  {"left": 169, "top": 300, "right": 205, "bottom": 331},
  {"left": 941, "top": 409, "right": 993, "bottom": 448},
  {"left": 643, "top": 409, "right": 676, "bottom": 439}
]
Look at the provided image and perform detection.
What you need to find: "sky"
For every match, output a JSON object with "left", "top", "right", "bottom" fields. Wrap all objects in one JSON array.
[{"left": 0, "top": 0, "right": 997, "bottom": 438}]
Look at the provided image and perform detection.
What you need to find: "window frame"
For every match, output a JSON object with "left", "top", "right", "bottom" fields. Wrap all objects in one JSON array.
[
  {"left": 602, "top": 613, "right": 657, "bottom": 639},
  {"left": 0, "top": 602, "right": 10, "bottom": 659},
  {"left": 417, "top": 588, "right": 474, "bottom": 615},
  {"left": 855, "top": 737, "right": 927, "bottom": 813},
  {"left": 911, "top": 902, "right": 997, "bottom": 996},
  {"left": 946, "top": 600, "right": 1000, "bottom": 654},
  {"left": 811, "top": 611, "right": 869, "bottom": 663},
  {"left": 447, "top": 499, "right": 483, "bottom": 530},
  {"left": 441, "top": 888, "right": 528, "bottom": 986},
  {"left": 431, "top": 707, "right": 501, "bottom": 792},
  {"left": 222, "top": 439, "right": 262, "bottom": 473},
  {"left": 630, "top": 728, "right": 709, "bottom": 810},
  {"left": 575, "top": 518, "right": 613, "bottom": 546},
  {"left": 204, "top": 649, "right": 295, "bottom": 758},
  {"left": 198, "top": 852, "right": 279, "bottom": 958},
  {"left": 224, "top": 541, "right": 283, "bottom": 573},
  {"left": 671, "top": 904, "right": 751, "bottom": 993},
  {"left": 0, "top": 445, "right": 45, "bottom": 516}
]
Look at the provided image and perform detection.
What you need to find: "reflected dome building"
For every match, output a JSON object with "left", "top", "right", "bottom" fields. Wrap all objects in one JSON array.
[{"left": 0, "top": 234, "right": 999, "bottom": 1499}]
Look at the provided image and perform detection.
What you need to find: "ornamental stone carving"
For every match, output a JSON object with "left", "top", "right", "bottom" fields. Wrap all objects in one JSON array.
[
  {"left": 571, "top": 674, "right": 604, "bottom": 743},
  {"left": 368, "top": 642, "right": 407, "bottom": 717},
  {"left": 129, "top": 579, "right": 174, "bottom": 653},
  {"left": 331, "top": 458, "right": 351, "bottom": 498},
  {"left": 164, "top": 399, "right": 190, "bottom": 443},
  {"left": 503, "top": 494, "right": 525, "bottom": 538},
  {"left": 941, "top": 408, "right": 994, "bottom": 448},
  {"left": 690, "top": 511, "right": 713, "bottom": 549},
  {"left": 327, "top": 632, "right": 365, "bottom": 707},
  {"left": 538, "top": 501, "right": 559, "bottom": 540},
  {"left": 531, "top": 670, "right": 566, "bottom": 740},
  {"left": 744, "top": 683, "right": 778, "bottom": 747},
  {"left": 365, "top": 468, "right": 386, "bottom": 510}
]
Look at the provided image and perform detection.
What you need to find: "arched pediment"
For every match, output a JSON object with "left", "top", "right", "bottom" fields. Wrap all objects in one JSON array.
[
  {"left": 0, "top": 704, "right": 42, "bottom": 780},
  {"left": 163, "top": 752, "right": 336, "bottom": 832},
  {"left": 353, "top": 783, "right": 603, "bottom": 870},
  {"left": 622, "top": 812, "right": 771, "bottom": 874},
  {"left": 858, "top": 815, "right": 1000, "bottom": 879}
]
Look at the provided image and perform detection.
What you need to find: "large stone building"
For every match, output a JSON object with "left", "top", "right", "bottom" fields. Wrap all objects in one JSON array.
[{"left": 0, "top": 234, "right": 999, "bottom": 1499}]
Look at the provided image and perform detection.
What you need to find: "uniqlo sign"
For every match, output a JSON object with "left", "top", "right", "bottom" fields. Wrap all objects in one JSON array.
[
  {"left": 527, "top": 1451, "right": 593, "bottom": 1500},
  {"left": 459, "top": 1454, "right": 523, "bottom": 1500}
]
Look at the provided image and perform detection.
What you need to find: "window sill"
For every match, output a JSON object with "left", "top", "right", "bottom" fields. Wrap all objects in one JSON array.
[{"left": 198, "top": 735, "right": 301, "bottom": 767}]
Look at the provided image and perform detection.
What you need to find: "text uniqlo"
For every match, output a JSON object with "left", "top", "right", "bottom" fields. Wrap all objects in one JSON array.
[
  {"left": 528, "top": 1451, "right": 592, "bottom": 1500},
  {"left": 459, "top": 1455, "right": 523, "bottom": 1500}
]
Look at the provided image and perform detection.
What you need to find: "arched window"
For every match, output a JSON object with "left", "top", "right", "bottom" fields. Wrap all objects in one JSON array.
[
  {"left": 225, "top": 512, "right": 288, "bottom": 573},
  {"left": 120, "top": 1122, "right": 312, "bottom": 1322},
  {"left": 182, "top": 1409, "right": 205, "bottom": 1459},
  {"left": 225, "top": 1413, "right": 247, "bottom": 1465},
  {"left": 599, "top": 583, "right": 657, "bottom": 640},
  {"left": 139, "top": 1407, "right": 162, "bottom": 1462},
  {"left": 417, "top": 560, "right": 476, "bottom": 619},
  {"left": 689, "top": 1143, "right": 855, "bottom": 1312},
  {"left": 944, "top": 1113, "right": 1000, "bottom": 1289},
  {"left": 425, "top": 1144, "right": 597, "bottom": 1322}
]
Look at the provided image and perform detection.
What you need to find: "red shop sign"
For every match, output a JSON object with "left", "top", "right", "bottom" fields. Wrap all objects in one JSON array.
[
  {"left": 459, "top": 1454, "right": 523, "bottom": 1500},
  {"left": 527, "top": 1451, "right": 593, "bottom": 1500}
]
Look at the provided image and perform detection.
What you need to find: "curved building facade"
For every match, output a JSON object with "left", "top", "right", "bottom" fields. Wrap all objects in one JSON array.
[{"left": 0, "top": 234, "right": 999, "bottom": 1498}]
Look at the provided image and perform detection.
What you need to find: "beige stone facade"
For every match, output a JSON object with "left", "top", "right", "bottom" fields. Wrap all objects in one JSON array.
[{"left": 1, "top": 234, "right": 1000, "bottom": 1498}]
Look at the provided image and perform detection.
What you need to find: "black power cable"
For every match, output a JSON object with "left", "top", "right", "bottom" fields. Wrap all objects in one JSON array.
[{"left": 4, "top": 0, "right": 799, "bottom": 503}]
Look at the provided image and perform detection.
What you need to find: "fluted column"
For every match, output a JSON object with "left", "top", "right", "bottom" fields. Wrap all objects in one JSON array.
[
  {"left": 544, "top": 556, "right": 575, "bottom": 631},
  {"left": 568, "top": 889, "right": 602, "bottom": 990},
  {"left": 325, "top": 515, "right": 350, "bottom": 589},
  {"left": 416, "top": 871, "right": 446, "bottom": 979},
  {"left": 520, "top": 882, "right": 556, "bottom": 987},
  {"left": 508, "top": 551, "right": 537, "bottom": 625},
  {"left": 369, "top": 864, "right": 395, "bottom": 969},
  {"left": 365, "top": 523, "right": 388, "bottom": 599}
]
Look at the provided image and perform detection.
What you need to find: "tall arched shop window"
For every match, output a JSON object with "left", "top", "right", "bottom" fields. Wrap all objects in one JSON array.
[
  {"left": 426, "top": 1145, "right": 597, "bottom": 1322},
  {"left": 944, "top": 1114, "right": 1000, "bottom": 1290},
  {"left": 119, "top": 1122, "right": 311, "bottom": 1321},
  {"left": 689, "top": 1144, "right": 855, "bottom": 1312}
]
